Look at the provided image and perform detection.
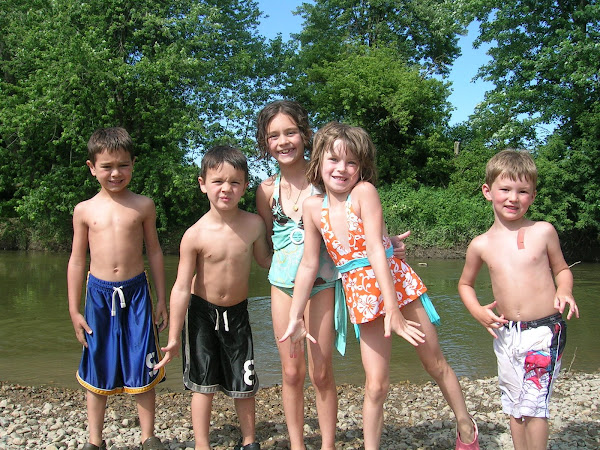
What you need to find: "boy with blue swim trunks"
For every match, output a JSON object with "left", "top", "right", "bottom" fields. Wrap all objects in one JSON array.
[
  {"left": 458, "top": 149, "right": 580, "bottom": 450},
  {"left": 67, "top": 127, "right": 168, "bottom": 450},
  {"left": 154, "top": 145, "right": 271, "bottom": 450}
]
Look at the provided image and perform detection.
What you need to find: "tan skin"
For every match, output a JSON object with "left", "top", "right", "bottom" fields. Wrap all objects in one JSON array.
[
  {"left": 67, "top": 148, "right": 167, "bottom": 448},
  {"left": 458, "top": 175, "right": 579, "bottom": 450},
  {"left": 154, "top": 163, "right": 271, "bottom": 450}
]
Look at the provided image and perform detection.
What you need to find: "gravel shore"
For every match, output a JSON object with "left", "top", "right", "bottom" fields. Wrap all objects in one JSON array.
[{"left": 1, "top": 371, "right": 598, "bottom": 449}]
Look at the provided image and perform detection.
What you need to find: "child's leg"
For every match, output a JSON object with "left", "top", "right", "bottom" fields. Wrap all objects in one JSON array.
[
  {"left": 86, "top": 390, "right": 108, "bottom": 446},
  {"left": 305, "top": 287, "right": 337, "bottom": 450},
  {"left": 191, "top": 392, "right": 214, "bottom": 450},
  {"left": 234, "top": 396, "right": 256, "bottom": 446},
  {"left": 359, "top": 316, "right": 392, "bottom": 450},
  {"left": 271, "top": 286, "right": 307, "bottom": 449},
  {"left": 135, "top": 388, "right": 156, "bottom": 443},
  {"left": 509, "top": 416, "right": 549, "bottom": 450},
  {"left": 402, "top": 300, "right": 475, "bottom": 443}
]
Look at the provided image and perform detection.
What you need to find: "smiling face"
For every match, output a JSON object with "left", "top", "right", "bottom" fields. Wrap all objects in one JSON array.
[
  {"left": 483, "top": 174, "right": 536, "bottom": 223},
  {"left": 199, "top": 162, "right": 248, "bottom": 211},
  {"left": 321, "top": 139, "right": 361, "bottom": 196},
  {"left": 265, "top": 113, "right": 307, "bottom": 167},
  {"left": 86, "top": 148, "right": 134, "bottom": 194}
]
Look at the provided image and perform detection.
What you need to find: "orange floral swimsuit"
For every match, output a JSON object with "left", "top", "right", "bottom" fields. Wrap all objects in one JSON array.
[{"left": 320, "top": 195, "right": 428, "bottom": 325}]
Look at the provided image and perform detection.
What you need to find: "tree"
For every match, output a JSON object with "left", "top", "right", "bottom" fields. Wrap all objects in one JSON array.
[
  {"left": 466, "top": 0, "right": 600, "bottom": 147},
  {"left": 299, "top": 47, "right": 454, "bottom": 185},
  {"left": 292, "top": 0, "right": 466, "bottom": 76},
  {"left": 0, "top": 0, "right": 279, "bottom": 247},
  {"left": 281, "top": 0, "right": 466, "bottom": 186}
]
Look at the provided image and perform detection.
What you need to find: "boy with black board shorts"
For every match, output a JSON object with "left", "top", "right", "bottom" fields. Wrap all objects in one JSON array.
[{"left": 155, "top": 145, "right": 271, "bottom": 450}]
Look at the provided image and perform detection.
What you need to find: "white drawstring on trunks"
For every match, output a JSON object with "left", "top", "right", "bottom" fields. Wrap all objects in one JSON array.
[
  {"left": 111, "top": 286, "right": 125, "bottom": 316},
  {"left": 214, "top": 310, "right": 229, "bottom": 332}
]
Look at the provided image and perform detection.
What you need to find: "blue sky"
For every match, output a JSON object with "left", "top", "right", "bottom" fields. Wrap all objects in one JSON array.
[{"left": 256, "top": 0, "right": 493, "bottom": 126}]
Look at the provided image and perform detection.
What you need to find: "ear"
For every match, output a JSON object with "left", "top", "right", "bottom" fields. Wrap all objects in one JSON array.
[
  {"left": 86, "top": 160, "right": 96, "bottom": 176},
  {"left": 482, "top": 183, "right": 492, "bottom": 201},
  {"left": 198, "top": 176, "right": 207, "bottom": 193}
]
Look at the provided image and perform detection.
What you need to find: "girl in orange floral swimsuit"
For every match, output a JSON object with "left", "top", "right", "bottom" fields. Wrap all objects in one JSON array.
[{"left": 280, "top": 122, "right": 480, "bottom": 450}]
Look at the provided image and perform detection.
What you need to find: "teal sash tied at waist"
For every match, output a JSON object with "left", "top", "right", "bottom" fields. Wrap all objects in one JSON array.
[{"left": 333, "top": 246, "right": 440, "bottom": 356}]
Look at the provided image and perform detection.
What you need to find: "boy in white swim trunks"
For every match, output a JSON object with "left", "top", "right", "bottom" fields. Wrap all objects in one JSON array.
[
  {"left": 67, "top": 127, "right": 168, "bottom": 450},
  {"left": 154, "top": 145, "right": 271, "bottom": 450},
  {"left": 458, "top": 149, "right": 579, "bottom": 450}
]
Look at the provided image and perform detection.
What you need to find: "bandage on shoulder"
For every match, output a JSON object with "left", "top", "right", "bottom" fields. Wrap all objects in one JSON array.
[{"left": 517, "top": 228, "right": 525, "bottom": 249}]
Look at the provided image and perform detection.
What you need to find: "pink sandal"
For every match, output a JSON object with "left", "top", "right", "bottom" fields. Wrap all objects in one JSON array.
[{"left": 455, "top": 416, "right": 480, "bottom": 450}]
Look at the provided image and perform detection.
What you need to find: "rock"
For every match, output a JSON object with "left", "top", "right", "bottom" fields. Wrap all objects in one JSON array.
[{"left": 1, "top": 373, "right": 600, "bottom": 449}]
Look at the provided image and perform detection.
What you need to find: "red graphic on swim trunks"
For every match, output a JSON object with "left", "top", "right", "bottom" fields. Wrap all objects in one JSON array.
[{"left": 524, "top": 350, "right": 551, "bottom": 389}]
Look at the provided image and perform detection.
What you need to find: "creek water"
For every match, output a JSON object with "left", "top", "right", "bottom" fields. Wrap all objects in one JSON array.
[{"left": 0, "top": 251, "right": 597, "bottom": 393}]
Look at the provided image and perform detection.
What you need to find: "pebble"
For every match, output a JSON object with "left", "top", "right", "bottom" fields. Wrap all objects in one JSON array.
[{"left": 1, "top": 372, "right": 599, "bottom": 449}]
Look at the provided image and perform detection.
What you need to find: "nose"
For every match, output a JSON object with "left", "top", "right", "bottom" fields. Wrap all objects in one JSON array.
[{"left": 508, "top": 190, "right": 518, "bottom": 201}]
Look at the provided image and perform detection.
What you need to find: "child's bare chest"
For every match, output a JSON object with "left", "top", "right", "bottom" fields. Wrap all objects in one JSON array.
[
  {"left": 88, "top": 205, "right": 143, "bottom": 234},
  {"left": 200, "top": 229, "right": 252, "bottom": 264}
]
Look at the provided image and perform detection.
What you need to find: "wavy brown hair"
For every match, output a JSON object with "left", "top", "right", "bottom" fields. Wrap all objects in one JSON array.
[{"left": 308, "top": 122, "right": 377, "bottom": 193}]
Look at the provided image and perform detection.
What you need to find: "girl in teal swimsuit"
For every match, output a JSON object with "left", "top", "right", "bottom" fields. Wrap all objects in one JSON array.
[{"left": 256, "top": 101, "right": 339, "bottom": 449}]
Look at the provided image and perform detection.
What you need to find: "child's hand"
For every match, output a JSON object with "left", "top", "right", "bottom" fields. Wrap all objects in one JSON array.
[
  {"left": 154, "top": 339, "right": 180, "bottom": 370},
  {"left": 279, "top": 318, "right": 316, "bottom": 358},
  {"left": 71, "top": 313, "right": 92, "bottom": 348},
  {"left": 476, "top": 301, "right": 508, "bottom": 338},
  {"left": 155, "top": 302, "right": 168, "bottom": 333},
  {"left": 390, "top": 231, "right": 410, "bottom": 260},
  {"left": 554, "top": 290, "right": 579, "bottom": 319},
  {"left": 384, "top": 310, "right": 425, "bottom": 346}
]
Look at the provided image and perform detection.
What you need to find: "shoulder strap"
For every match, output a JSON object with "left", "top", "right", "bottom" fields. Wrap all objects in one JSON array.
[{"left": 272, "top": 174, "right": 280, "bottom": 200}]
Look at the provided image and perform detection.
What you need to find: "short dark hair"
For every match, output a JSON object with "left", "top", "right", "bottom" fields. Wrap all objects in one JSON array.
[
  {"left": 87, "top": 127, "right": 134, "bottom": 163},
  {"left": 200, "top": 145, "right": 248, "bottom": 182}
]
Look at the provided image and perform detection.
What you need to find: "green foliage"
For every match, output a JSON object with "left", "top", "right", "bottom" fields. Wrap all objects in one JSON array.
[
  {"left": 293, "top": 0, "right": 466, "bottom": 76},
  {"left": 0, "top": 0, "right": 279, "bottom": 248},
  {"left": 380, "top": 182, "right": 491, "bottom": 249},
  {"left": 465, "top": 0, "right": 600, "bottom": 148},
  {"left": 287, "top": 46, "right": 455, "bottom": 186}
]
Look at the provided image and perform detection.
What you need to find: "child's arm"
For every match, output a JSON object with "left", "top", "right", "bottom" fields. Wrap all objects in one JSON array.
[
  {"left": 357, "top": 183, "right": 424, "bottom": 346},
  {"left": 458, "top": 238, "right": 508, "bottom": 338},
  {"left": 142, "top": 198, "right": 168, "bottom": 332},
  {"left": 279, "top": 196, "right": 322, "bottom": 357},
  {"left": 545, "top": 223, "right": 579, "bottom": 319},
  {"left": 153, "top": 230, "right": 196, "bottom": 370},
  {"left": 253, "top": 215, "right": 272, "bottom": 269},
  {"left": 67, "top": 203, "right": 92, "bottom": 347},
  {"left": 256, "top": 180, "right": 274, "bottom": 251}
]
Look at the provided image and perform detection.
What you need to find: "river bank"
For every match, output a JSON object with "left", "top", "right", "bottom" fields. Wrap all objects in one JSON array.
[{"left": 1, "top": 371, "right": 598, "bottom": 449}]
